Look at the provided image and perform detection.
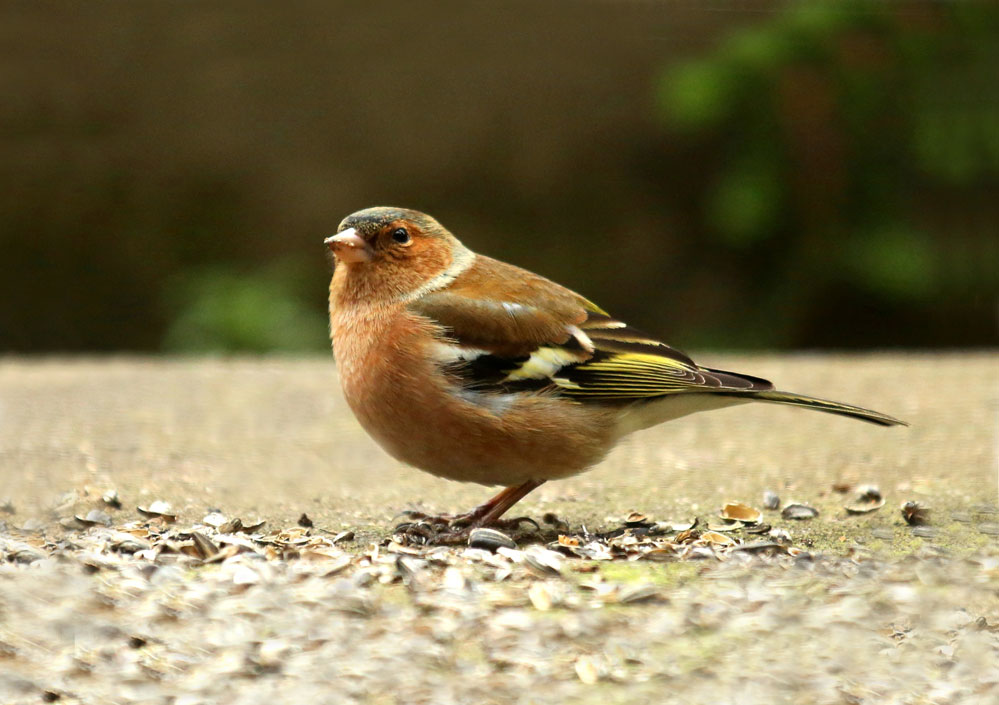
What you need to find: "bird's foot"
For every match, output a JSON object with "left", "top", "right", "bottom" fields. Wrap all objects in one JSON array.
[
  {"left": 392, "top": 511, "right": 539, "bottom": 546},
  {"left": 392, "top": 480, "right": 547, "bottom": 546}
]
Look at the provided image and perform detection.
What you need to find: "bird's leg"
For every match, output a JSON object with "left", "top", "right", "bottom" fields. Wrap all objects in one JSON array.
[
  {"left": 457, "top": 478, "right": 546, "bottom": 528},
  {"left": 394, "top": 479, "right": 546, "bottom": 544}
]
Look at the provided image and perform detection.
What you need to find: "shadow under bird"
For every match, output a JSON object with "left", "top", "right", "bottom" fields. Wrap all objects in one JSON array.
[{"left": 325, "top": 207, "right": 906, "bottom": 542}]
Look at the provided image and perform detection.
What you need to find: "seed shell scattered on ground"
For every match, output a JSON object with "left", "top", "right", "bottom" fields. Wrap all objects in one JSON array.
[
  {"left": 781, "top": 503, "right": 819, "bottom": 520},
  {"left": 0, "top": 502, "right": 997, "bottom": 704}
]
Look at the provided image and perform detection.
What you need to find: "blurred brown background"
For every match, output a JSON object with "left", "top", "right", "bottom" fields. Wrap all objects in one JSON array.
[{"left": 1, "top": 0, "right": 996, "bottom": 354}]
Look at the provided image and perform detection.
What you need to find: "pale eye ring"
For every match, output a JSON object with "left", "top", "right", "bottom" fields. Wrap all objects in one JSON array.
[{"left": 391, "top": 227, "right": 410, "bottom": 244}]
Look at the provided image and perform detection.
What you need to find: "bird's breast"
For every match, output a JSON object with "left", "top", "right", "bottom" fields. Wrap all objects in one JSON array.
[
  {"left": 329, "top": 305, "right": 409, "bottom": 402},
  {"left": 329, "top": 306, "right": 617, "bottom": 486}
]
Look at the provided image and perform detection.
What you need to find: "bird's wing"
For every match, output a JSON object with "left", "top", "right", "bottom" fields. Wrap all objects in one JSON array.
[
  {"left": 558, "top": 310, "right": 773, "bottom": 401},
  {"left": 408, "top": 256, "right": 771, "bottom": 402}
]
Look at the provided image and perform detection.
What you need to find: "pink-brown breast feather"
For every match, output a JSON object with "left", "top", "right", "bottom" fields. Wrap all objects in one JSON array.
[{"left": 329, "top": 296, "right": 616, "bottom": 486}]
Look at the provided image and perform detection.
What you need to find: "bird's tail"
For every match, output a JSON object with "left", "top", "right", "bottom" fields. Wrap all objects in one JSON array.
[{"left": 724, "top": 390, "right": 908, "bottom": 427}]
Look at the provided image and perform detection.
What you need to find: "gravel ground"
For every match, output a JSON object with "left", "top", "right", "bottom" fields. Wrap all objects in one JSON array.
[{"left": 0, "top": 354, "right": 997, "bottom": 704}]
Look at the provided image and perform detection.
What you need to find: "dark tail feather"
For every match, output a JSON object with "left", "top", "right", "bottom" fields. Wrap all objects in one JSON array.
[{"left": 724, "top": 390, "right": 908, "bottom": 427}]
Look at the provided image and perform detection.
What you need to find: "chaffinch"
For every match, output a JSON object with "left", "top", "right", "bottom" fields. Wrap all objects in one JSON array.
[{"left": 326, "top": 207, "right": 905, "bottom": 541}]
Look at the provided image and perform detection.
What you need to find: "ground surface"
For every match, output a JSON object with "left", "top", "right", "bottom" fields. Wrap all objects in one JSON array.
[{"left": 0, "top": 354, "right": 997, "bottom": 704}]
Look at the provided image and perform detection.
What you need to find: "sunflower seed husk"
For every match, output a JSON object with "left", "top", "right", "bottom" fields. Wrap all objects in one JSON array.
[
  {"left": 214, "top": 533, "right": 259, "bottom": 553},
  {"left": 74, "top": 510, "right": 112, "bottom": 527},
  {"left": 322, "top": 554, "right": 353, "bottom": 577},
  {"left": 8, "top": 546, "right": 45, "bottom": 564},
  {"left": 763, "top": 491, "right": 781, "bottom": 510},
  {"left": 137, "top": 501, "right": 176, "bottom": 521},
  {"left": 720, "top": 502, "right": 762, "bottom": 524},
  {"left": 845, "top": 486, "right": 885, "bottom": 515},
  {"left": 202, "top": 512, "right": 227, "bottom": 528},
  {"left": 769, "top": 527, "right": 792, "bottom": 543},
  {"left": 699, "top": 531, "right": 736, "bottom": 546},
  {"left": 781, "top": 504, "right": 819, "bottom": 520},
  {"left": 241, "top": 519, "right": 266, "bottom": 533},
  {"left": 190, "top": 531, "right": 219, "bottom": 559},
  {"left": 218, "top": 518, "right": 245, "bottom": 534},
  {"left": 732, "top": 541, "right": 787, "bottom": 555},
  {"left": 468, "top": 527, "right": 516, "bottom": 552},
  {"left": 523, "top": 546, "right": 562, "bottom": 577},
  {"left": 396, "top": 556, "right": 431, "bottom": 591},
  {"left": 624, "top": 511, "right": 650, "bottom": 526},
  {"left": 617, "top": 583, "right": 660, "bottom": 604},
  {"left": 111, "top": 532, "right": 152, "bottom": 554},
  {"left": 331, "top": 530, "right": 355, "bottom": 544},
  {"left": 901, "top": 501, "right": 931, "bottom": 526}
]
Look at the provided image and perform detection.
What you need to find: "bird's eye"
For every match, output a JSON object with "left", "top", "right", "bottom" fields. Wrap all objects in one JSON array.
[{"left": 391, "top": 228, "right": 410, "bottom": 244}]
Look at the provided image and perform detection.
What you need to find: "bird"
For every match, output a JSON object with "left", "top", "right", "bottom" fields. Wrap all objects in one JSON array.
[{"left": 325, "top": 206, "right": 906, "bottom": 542}]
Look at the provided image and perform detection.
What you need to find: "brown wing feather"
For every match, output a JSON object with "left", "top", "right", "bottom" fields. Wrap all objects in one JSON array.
[
  {"left": 408, "top": 255, "right": 774, "bottom": 401},
  {"left": 406, "top": 259, "right": 901, "bottom": 424},
  {"left": 409, "top": 255, "right": 591, "bottom": 357}
]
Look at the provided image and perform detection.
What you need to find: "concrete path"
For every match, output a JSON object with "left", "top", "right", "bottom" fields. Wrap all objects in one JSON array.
[
  {"left": 1, "top": 353, "right": 995, "bottom": 543},
  {"left": 1, "top": 354, "right": 997, "bottom": 705}
]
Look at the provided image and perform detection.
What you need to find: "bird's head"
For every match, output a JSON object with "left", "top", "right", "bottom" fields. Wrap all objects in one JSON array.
[{"left": 326, "top": 207, "right": 472, "bottom": 302}]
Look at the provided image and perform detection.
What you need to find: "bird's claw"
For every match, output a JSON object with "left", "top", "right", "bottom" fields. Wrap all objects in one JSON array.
[
  {"left": 392, "top": 520, "right": 472, "bottom": 546},
  {"left": 494, "top": 515, "right": 540, "bottom": 532},
  {"left": 391, "top": 511, "right": 541, "bottom": 546},
  {"left": 391, "top": 521, "right": 442, "bottom": 543}
]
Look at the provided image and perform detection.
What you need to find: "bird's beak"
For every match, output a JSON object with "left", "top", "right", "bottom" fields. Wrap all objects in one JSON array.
[{"left": 324, "top": 228, "right": 374, "bottom": 263}]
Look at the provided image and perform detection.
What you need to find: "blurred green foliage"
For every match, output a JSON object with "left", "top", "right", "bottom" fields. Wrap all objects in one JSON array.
[
  {"left": 0, "top": 1, "right": 995, "bottom": 353},
  {"left": 162, "top": 259, "right": 329, "bottom": 353},
  {"left": 657, "top": 0, "right": 998, "bottom": 348}
]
